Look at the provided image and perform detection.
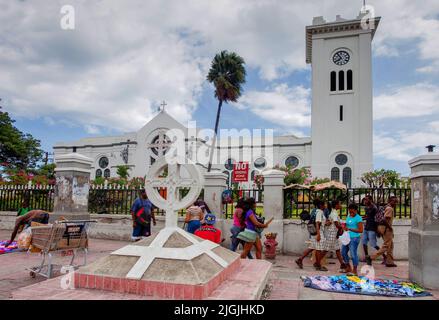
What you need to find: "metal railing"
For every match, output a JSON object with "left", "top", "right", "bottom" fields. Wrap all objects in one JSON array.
[
  {"left": 88, "top": 184, "right": 198, "bottom": 216},
  {"left": 222, "top": 188, "right": 264, "bottom": 219},
  {"left": 0, "top": 184, "right": 55, "bottom": 212},
  {"left": 283, "top": 187, "right": 411, "bottom": 219}
]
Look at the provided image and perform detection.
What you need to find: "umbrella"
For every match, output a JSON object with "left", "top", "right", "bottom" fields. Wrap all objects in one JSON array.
[
  {"left": 310, "top": 181, "right": 347, "bottom": 191},
  {"left": 283, "top": 184, "right": 310, "bottom": 190}
]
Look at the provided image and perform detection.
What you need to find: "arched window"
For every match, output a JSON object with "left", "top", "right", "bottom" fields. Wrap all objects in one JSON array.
[
  {"left": 338, "top": 71, "right": 345, "bottom": 91},
  {"left": 330, "top": 71, "right": 337, "bottom": 92},
  {"left": 104, "top": 169, "right": 111, "bottom": 178},
  {"left": 99, "top": 157, "right": 109, "bottom": 169},
  {"left": 347, "top": 70, "right": 353, "bottom": 90},
  {"left": 254, "top": 157, "right": 266, "bottom": 169},
  {"left": 342, "top": 167, "right": 352, "bottom": 187},
  {"left": 95, "top": 169, "right": 102, "bottom": 178},
  {"left": 285, "top": 156, "right": 299, "bottom": 168},
  {"left": 331, "top": 167, "right": 340, "bottom": 181}
]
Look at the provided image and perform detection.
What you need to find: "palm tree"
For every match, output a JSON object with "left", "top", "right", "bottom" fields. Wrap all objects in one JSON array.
[{"left": 206, "top": 50, "right": 246, "bottom": 172}]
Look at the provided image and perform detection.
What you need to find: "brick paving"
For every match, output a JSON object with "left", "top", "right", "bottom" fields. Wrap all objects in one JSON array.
[
  {"left": 0, "top": 229, "right": 129, "bottom": 300},
  {"left": 2, "top": 229, "right": 439, "bottom": 300}
]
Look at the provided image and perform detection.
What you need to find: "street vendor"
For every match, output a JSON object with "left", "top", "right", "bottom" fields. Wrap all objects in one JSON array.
[{"left": 4, "top": 210, "right": 50, "bottom": 247}]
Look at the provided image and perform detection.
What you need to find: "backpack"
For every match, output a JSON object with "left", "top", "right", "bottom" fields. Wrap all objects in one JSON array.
[
  {"left": 374, "top": 206, "right": 386, "bottom": 225},
  {"left": 135, "top": 203, "right": 152, "bottom": 227},
  {"left": 306, "top": 208, "right": 318, "bottom": 236}
]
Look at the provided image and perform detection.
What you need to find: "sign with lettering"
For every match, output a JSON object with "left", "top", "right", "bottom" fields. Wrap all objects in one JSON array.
[{"left": 232, "top": 162, "right": 249, "bottom": 182}]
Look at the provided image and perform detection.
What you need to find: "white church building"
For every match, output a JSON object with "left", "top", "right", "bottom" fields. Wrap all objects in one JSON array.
[{"left": 53, "top": 12, "right": 380, "bottom": 188}]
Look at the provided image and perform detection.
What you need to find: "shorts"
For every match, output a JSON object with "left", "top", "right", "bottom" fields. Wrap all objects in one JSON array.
[
  {"left": 362, "top": 230, "right": 378, "bottom": 248},
  {"left": 132, "top": 223, "right": 151, "bottom": 240}
]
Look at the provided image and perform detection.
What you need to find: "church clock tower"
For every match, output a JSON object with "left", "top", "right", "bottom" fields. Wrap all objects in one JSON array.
[{"left": 307, "top": 12, "right": 380, "bottom": 187}]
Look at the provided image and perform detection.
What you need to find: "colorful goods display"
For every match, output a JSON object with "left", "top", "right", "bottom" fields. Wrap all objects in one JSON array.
[
  {"left": 302, "top": 275, "right": 431, "bottom": 297},
  {"left": 0, "top": 241, "right": 19, "bottom": 254}
]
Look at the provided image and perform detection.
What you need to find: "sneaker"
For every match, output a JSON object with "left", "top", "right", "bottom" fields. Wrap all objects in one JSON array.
[{"left": 385, "top": 263, "right": 398, "bottom": 268}]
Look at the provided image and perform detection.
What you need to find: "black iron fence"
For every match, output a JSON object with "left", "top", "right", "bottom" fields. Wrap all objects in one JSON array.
[
  {"left": 88, "top": 185, "right": 197, "bottom": 216},
  {"left": 283, "top": 187, "right": 411, "bottom": 219},
  {"left": 222, "top": 188, "right": 264, "bottom": 219},
  {"left": 0, "top": 185, "right": 55, "bottom": 212}
]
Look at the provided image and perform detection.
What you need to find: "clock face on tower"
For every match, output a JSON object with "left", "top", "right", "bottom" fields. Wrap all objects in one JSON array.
[{"left": 332, "top": 50, "right": 350, "bottom": 66}]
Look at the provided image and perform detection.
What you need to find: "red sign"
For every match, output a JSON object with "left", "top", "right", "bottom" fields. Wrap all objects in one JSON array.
[{"left": 232, "top": 162, "right": 249, "bottom": 182}]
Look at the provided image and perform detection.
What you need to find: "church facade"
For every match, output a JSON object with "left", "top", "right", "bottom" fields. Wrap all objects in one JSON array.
[{"left": 53, "top": 12, "right": 379, "bottom": 188}]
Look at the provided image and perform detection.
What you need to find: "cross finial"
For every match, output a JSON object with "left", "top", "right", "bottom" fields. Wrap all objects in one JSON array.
[{"left": 159, "top": 100, "right": 167, "bottom": 112}]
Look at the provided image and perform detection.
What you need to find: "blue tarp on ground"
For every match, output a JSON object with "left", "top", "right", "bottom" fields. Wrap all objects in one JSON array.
[{"left": 301, "top": 275, "right": 432, "bottom": 297}]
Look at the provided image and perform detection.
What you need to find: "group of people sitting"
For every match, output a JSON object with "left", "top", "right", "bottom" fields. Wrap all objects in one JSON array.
[
  {"left": 295, "top": 195, "right": 399, "bottom": 275},
  {"left": 184, "top": 199, "right": 223, "bottom": 244}
]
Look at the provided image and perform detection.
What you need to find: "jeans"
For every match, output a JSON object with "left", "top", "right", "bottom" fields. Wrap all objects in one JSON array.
[
  {"left": 342, "top": 236, "right": 360, "bottom": 267},
  {"left": 362, "top": 230, "right": 378, "bottom": 248}
]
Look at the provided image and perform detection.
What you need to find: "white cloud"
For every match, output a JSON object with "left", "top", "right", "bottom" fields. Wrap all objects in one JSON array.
[
  {"left": 0, "top": 0, "right": 439, "bottom": 133},
  {"left": 374, "top": 124, "right": 439, "bottom": 163},
  {"left": 84, "top": 124, "right": 101, "bottom": 135},
  {"left": 235, "top": 84, "right": 311, "bottom": 130},
  {"left": 374, "top": 84, "right": 439, "bottom": 120}
]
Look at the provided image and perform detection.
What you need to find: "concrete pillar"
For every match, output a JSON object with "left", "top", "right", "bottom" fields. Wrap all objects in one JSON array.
[
  {"left": 262, "top": 169, "right": 286, "bottom": 253},
  {"left": 52, "top": 153, "right": 93, "bottom": 221},
  {"left": 408, "top": 153, "right": 439, "bottom": 289},
  {"left": 203, "top": 171, "right": 228, "bottom": 217}
]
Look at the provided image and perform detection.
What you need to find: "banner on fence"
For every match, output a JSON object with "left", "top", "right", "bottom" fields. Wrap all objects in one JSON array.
[{"left": 232, "top": 162, "right": 249, "bottom": 183}]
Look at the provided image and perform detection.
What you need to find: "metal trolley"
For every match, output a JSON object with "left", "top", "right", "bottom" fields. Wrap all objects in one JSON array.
[{"left": 26, "top": 220, "right": 96, "bottom": 279}]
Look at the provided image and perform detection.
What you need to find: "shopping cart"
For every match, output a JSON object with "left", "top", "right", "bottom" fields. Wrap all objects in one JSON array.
[{"left": 26, "top": 220, "right": 96, "bottom": 279}]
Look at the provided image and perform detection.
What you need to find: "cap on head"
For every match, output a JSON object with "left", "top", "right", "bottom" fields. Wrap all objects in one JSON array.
[{"left": 204, "top": 213, "right": 216, "bottom": 225}]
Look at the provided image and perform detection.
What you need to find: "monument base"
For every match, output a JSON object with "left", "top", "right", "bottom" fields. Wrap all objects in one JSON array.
[
  {"left": 409, "top": 229, "right": 439, "bottom": 290},
  {"left": 74, "top": 227, "right": 242, "bottom": 299}
]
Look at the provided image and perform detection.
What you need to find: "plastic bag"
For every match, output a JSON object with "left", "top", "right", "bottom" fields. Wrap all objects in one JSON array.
[
  {"left": 17, "top": 227, "right": 32, "bottom": 250},
  {"left": 339, "top": 231, "right": 351, "bottom": 246}
]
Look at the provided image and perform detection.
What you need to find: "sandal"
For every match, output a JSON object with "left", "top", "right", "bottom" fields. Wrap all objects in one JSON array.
[
  {"left": 319, "top": 266, "right": 328, "bottom": 272},
  {"left": 295, "top": 259, "right": 303, "bottom": 269}
]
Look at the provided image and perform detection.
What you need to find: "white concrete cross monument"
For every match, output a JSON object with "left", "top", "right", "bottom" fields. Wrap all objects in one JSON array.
[
  {"left": 111, "top": 156, "right": 230, "bottom": 280},
  {"left": 145, "top": 156, "right": 203, "bottom": 228}
]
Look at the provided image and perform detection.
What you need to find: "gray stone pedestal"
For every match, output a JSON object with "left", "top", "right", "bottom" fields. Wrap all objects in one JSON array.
[
  {"left": 408, "top": 154, "right": 439, "bottom": 289},
  {"left": 51, "top": 153, "right": 93, "bottom": 221}
]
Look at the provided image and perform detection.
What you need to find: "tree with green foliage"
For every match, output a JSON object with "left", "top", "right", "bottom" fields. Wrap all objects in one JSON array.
[
  {"left": 116, "top": 165, "right": 130, "bottom": 179},
  {"left": 206, "top": 50, "right": 246, "bottom": 172},
  {"left": 0, "top": 103, "right": 43, "bottom": 169},
  {"left": 361, "top": 169, "right": 403, "bottom": 188}
]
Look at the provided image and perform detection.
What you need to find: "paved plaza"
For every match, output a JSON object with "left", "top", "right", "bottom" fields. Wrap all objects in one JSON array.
[{"left": 1, "top": 229, "right": 438, "bottom": 300}]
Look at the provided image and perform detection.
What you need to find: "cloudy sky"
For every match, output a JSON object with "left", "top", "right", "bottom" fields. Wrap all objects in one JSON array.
[{"left": 1, "top": 0, "right": 439, "bottom": 176}]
